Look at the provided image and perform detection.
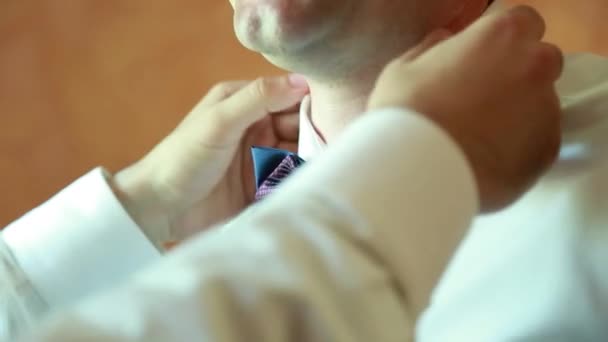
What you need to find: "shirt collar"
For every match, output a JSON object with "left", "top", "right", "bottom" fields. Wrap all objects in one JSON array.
[{"left": 297, "top": 95, "right": 326, "bottom": 160}]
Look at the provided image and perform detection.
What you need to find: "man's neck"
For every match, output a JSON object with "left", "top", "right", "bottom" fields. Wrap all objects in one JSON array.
[{"left": 306, "top": 76, "right": 376, "bottom": 143}]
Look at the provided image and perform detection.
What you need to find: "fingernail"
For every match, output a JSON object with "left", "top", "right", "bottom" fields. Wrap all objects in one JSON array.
[{"left": 288, "top": 74, "right": 309, "bottom": 89}]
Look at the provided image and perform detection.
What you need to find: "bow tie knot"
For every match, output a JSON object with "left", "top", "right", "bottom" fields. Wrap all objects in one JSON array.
[{"left": 251, "top": 147, "right": 305, "bottom": 200}]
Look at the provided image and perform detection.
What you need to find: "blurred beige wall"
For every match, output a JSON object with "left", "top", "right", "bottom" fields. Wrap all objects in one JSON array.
[
  {"left": 0, "top": 1, "right": 279, "bottom": 226},
  {"left": 510, "top": 0, "right": 608, "bottom": 56},
  {"left": 1, "top": 0, "right": 607, "bottom": 226}
]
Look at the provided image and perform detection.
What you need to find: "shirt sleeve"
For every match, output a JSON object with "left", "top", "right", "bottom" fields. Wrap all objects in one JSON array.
[
  {"left": 1, "top": 168, "right": 161, "bottom": 340},
  {"left": 22, "top": 108, "right": 478, "bottom": 342}
]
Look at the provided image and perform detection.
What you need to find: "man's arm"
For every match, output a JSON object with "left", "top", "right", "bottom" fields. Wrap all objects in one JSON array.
[
  {"left": 0, "top": 74, "right": 308, "bottom": 340},
  {"left": 0, "top": 168, "right": 160, "bottom": 339},
  {"left": 11, "top": 7, "right": 564, "bottom": 340},
  {"left": 23, "top": 108, "right": 478, "bottom": 342}
]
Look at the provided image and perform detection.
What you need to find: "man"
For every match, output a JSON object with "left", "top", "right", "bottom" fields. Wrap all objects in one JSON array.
[
  {"left": 5, "top": 2, "right": 559, "bottom": 340},
  {"left": 5, "top": 5, "right": 567, "bottom": 341},
  {"left": 232, "top": 0, "right": 608, "bottom": 340},
  {"left": 0, "top": 4, "right": 592, "bottom": 342}
]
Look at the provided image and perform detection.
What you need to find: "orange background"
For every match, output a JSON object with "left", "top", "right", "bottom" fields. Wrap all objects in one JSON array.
[{"left": 1, "top": 0, "right": 607, "bottom": 226}]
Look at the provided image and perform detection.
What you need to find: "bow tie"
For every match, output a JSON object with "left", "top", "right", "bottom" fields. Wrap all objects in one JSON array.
[{"left": 251, "top": 146, "right": 305, "bottom": 200}]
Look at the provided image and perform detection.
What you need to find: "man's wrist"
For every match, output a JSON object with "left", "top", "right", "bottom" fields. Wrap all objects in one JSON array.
[{"left": 107, "top": 164, "right": 171, "bottom": 247}]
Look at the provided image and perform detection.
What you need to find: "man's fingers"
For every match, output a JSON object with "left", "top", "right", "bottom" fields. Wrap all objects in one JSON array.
[
  {"left": 272, "top": 102, "right": 301, "bottom": 115},
  {"left": 507, "top": 5, "right": 546, "bottom": 42},
  {"left": 215, "top": 74, "right": 309, "bottom": 131},
  {"left": 401, "top": 29, "right": 453, "bottom": 62},
  {"left": 272, "top": 112, "right": 300, "bottom": 142},
  {"left": 200, "top": 80, "right": 250, "bottom": 106},
  {"left": 533, "top": 42, "right": 564, "bottom": 83},
  {"left": 462, "top": 4, "right": 545, "bottom": 53}
]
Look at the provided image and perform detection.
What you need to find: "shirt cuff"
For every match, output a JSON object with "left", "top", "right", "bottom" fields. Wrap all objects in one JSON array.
[{"left": 2, "top": 168, "right": 161, "bottom": 309}]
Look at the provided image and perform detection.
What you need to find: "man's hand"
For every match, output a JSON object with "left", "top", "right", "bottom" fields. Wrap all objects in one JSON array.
[
  {"left": 112, "top": 75, "right": 309, "bottom": 244},
  {"left": 369, "top": 6, "right": 564, "bottom": 212}
]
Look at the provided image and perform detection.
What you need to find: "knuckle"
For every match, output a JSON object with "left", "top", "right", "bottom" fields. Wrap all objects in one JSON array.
[
  {"left": 485, "top": 12, "right": 517, "bottom": 43},
  {"left": 499, "top": 9, "right": 521, "bottom": 33},
  {"left": 499, "top": 5, "right": 544, "bottom": 41},
  {"left": 543, "top": 44, "right": 565, "bottom": 77},
  {"left": 508, "top": 5, "right": 544, "bottom": 29},
  {"left": 527, "top": 43, "right": 564, "bottom": 82},
  {"left": 252, "top": 77, "right": 275, "bottom": 99},
  {"left": 209, "top": 82, "right": 236, "bottom": 99},
  {"left": 205, "top": 106, "right": 232, "bottom": 132}
]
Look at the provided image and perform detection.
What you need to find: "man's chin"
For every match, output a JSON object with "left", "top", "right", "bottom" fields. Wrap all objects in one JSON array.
[
  {"left": 233, "top": 0, "right": 347, "bottom": 51},
  {"left": 233, "top": 0, "right": 352, "bottom": 75},
  {"left": 233, "top": 27, "right": 311, "bottom": 72},
  {"left": 234, "top": 19, "right": 318, "bottom": 57}
]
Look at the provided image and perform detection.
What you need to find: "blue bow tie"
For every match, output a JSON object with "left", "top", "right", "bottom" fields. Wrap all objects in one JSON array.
[{"left": 251, "top": 146, "right": 305, "bottom": 200}]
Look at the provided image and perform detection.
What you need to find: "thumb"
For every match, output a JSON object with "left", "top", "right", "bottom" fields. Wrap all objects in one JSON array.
[
  {"left": 215, "top": 74, "right": 309, "bottom": 131},
  {"left": 400, "top": 29, "right": 453, "bottom": 62}
]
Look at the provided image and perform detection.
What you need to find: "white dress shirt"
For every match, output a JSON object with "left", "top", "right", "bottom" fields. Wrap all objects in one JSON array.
[
  {"left": 9, "top": 105, "right": 478, "bottom": 341},
  {"left": 0, "top": 169, "right": 161, "bottom": 340},
  {"left": 3, "top": 53, "right": 607, "bottom": 341},
  {"left": 416, "top": 54, "right": 608, "bottom": 341},
  {"left": 296, "top": 54, "right": 608, "bottom": 341}
]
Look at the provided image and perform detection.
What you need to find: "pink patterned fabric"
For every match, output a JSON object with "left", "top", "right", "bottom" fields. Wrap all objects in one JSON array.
[{"left": 255, "top": 155, "right": 303, "bottom": 201}]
